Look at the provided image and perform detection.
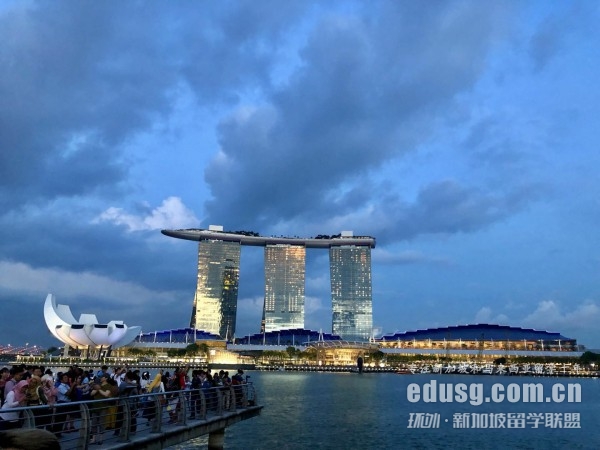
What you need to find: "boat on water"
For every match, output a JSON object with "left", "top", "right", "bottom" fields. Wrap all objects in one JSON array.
[{"left": 395, "top": 368, "right": 413, "bottom": 374}]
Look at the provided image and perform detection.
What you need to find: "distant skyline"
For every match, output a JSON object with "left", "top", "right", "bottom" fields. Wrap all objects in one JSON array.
[{"left": 1, "top": 1, "right": 599, "bottom": 349}]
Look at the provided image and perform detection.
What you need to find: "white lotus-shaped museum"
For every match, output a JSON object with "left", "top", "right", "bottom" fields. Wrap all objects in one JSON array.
[{"left": 44, "top": 293, "right": 141, "bottom": 349}]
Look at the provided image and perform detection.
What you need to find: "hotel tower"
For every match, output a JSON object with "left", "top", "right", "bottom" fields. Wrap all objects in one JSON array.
[
  {"left": 330, "top": 245, "right": 373, "bottom": 341},
  {"left": 162, "top": 226, "right": 375, "bottom": 341},
  {"left": 262, "top": 244, "right": 306, "bottom": 332},
  {"left": 189, "top": 238, "right": 241, "bottom": 340}
]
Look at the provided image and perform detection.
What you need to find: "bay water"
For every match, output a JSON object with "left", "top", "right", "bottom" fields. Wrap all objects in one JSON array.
[{"left": 172, "top": 371, "right": 599, "bottom": 449}]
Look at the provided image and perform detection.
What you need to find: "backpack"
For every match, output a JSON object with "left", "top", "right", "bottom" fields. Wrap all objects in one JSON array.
[
  {"left": 165, "top": 378, "right": 178, "bottom": 392},
  {"left": 37, "top": 386, "right": 48, "bottom": 405},
  {"left": 120, "top": 385, "right": 140, "bottom": 410}
]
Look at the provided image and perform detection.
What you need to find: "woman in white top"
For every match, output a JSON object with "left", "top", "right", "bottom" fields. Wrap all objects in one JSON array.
[{"left": 0, "top": 380, "right": 27, "bottom": 430}]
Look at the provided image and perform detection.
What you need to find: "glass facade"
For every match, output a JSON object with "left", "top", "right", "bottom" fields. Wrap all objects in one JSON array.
[
  {"left": 329, "top": 245, "right": 373, "bottom": 341},
  {"left": 190, "top": 240, "right": 241, "bottom": 340},
  {"left": 262, "top": 244, "right": 306, "bottom": 332}
]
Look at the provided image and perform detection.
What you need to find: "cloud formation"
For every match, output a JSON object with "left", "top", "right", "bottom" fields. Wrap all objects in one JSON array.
[
  {"left": 204, "top": 2, "right": 517, "bottom": 233},
  {"left": 94, "top": 197, "right": 199, "bottom": 232}
]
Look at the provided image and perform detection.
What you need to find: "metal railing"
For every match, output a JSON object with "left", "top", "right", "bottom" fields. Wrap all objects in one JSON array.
[{"left": 1, "top": 383, "right": 256, "bottom": 449}]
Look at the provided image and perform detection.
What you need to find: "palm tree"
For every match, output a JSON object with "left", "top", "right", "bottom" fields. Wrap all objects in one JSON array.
[
  {"left": 127, "top": 348, "right": 144, "bottom": 357},
  {"left": 185, "top": 343, "right": 200, "bottom": 357},
  {"left": 198, "top": 343, "right": 210, "bottom": 363}
]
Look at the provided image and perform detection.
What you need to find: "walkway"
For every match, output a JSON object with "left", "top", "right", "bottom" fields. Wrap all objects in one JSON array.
[{"left": 3, "top": 383, "right": 261, "bottom": 449}]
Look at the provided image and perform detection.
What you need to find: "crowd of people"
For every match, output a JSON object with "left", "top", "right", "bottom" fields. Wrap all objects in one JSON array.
[{"left": 0, "top": 363, "right": 248, "bottom": 445}]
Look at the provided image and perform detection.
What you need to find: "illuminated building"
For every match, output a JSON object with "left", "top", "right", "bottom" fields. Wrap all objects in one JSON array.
[
  {"left": 330, "top": 244, "right": 373, "bottom": 341},
  {"left": 262, "top": 244, "right": 306, "bottom": 332},
  {"left": 190, "top": 238, "right": 241, "bottom": 340},
  {"left": 162, "top": 226, "right": 375, "bottom": 341},
  {"left": 43, "top": 293, "right": 141, "bottom": 350},
  {"left": 376, "top": 324, "right": 580, "bottom": 359}
]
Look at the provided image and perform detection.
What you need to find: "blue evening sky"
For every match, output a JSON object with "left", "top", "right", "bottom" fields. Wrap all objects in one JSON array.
[{"left": 1, "top": 1, "right": 598, "bottom": 349}]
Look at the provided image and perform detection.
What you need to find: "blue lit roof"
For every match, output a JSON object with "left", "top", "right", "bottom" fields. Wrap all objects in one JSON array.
[
  {"left": 235, "top": 328, "right": 342, "bottom": 345},
  {"left": 377, "top": 324, "right": 574, "bottom": 342},
  {"left": 135, "top": 328, "right": 223, "bottom": 344}
]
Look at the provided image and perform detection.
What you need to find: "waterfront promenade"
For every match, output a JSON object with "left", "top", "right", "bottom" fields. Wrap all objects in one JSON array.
[{"left": 0, "top": 384, "right": 261, "bottom": 449}]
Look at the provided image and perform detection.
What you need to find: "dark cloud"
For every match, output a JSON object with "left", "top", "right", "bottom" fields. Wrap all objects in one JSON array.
[
  {"left": 361, "top": 179, "right": 539, "bottom": 246},
  {"left": 464, "top": 118, "right": 528, "bottom": 172},
  {"left": 0, "top": 206, "right": 198, "bottom": 345},
  {"left": 373, "top": 249, "right": 452, "bottom": 266},
  {"left": 0, "top": 1, "right": 304, "bottom": 211},
  {"left": 0, "top": 2, "right": 174, "bottom": 208},
  {"left": 529, "top": 19, "right": 563, "bottom": 73},
  {"left": 204, "top": 2, "right": 515, "bottom": 232},
  {"left": 403, "top": 180, "right": 523, "bottom": 235},
  {"left": 0, "top": 205, "right": 194, "bottom": 293},
  {"left": 527, "top": 2, "right": 594, "bottom": 73}
]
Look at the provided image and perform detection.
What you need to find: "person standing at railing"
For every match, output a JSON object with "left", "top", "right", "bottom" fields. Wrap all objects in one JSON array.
[
  {"left": 189, "top": 370, "right": 201, "bottom": 419},
  {"left": 175, "top": 366, "right": 189, "bottom": 421},
  {"left": 129, "top": 370, "right": 141, "bottom": 432},
  {"left": 55, "top": 374, "right": 74, "bottom": 404},
  {"left": 25, "top": 377, "right": 52, "bottom": 434},
  {"left": 114, "top": 371, "right": 140, "bottom": 436},
  {"left": 221, "top": 371, "right": 232, "bottom": 410},
  {"left": 3, "top": 366, "right": 25, "bottom": 404},
  {"left": 41, "top": 371, "right": 57, "bottom": 406},
  {"left": 31, "top": 366, "right": 44, "bottom": 380},
  {"left": 94, "top": 366, "right": 110, "bottom": 384},
  {"left": 0, "top": 380, "right": 28, "bottom": 430},
  {"left": 56, "top": 373, "right": 77, "bottom": 435},
  {"left": 164, "top": 369, "right": 184, "bottom": 424},
  {"left": 165, "top": 375, "right": 178, "bottom": 423},
  {"left": 201, "top": 371, "right": 216, "bottom": 411},
  {"left": 176, "top": 366, "right": 189, "bottom": 391},
  {"left": 231, "top": 369, "right": 245, "bottom": 407},
  {"left": 143, "top": 370, "right": 165, "bottom": 423},
  {"left": 140, "top": 371, "right": 151, "bottom": 392},
  {"left": 104, "top": 378, "right": 119, "bottom": 432},
  {"left": 89, "top": 374, "right": 111, "bottom": 445},
  {"left": 111, "top": 367, "right": 125, "bottom": 386},
  {"left": 145, "top": 369, "right": 164, "bottom": 393},
  {"left": 44, "top": 373, "right": 63, "bottom": 437},
  {"left": 25, "top": 377, "right": 43, "bottom": 404},
  {"left": 78, "top": 370, "right": 92, "bottom": 401},
  {"left": 212, "top": 372, "right": 224, "bottom": 411}
]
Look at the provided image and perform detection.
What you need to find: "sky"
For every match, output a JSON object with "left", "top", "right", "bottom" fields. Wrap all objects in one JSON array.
[{"left": 1, "top": 0, "right": 599, "bottom": 350}]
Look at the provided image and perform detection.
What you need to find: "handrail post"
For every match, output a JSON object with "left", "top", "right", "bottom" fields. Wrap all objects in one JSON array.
[
  {"left": 78, "top": 402, "right": 91, "bottom": 449},
  {"left": 151, "top": 393, "right": 163, "bottom": 432},
  {"left": 118, "top": 397, "right": 131, "bottom": 442},
  {"left": 241, "top": 384, "right": 248, "bottom": 407},
  {"left": 21, "top": 408, "right": 36, "bottom": 428},
  {"left": 199, "top": 390, "right": 207, "bottom": 419},
  {"left": 216, "top": 387, "right": 223, "bottom": 415},
  {"left": 228, "top": 386, "right": 236, "bottom": 412},
  {"left": 178, "top": 390, "right": 188, "bottom": 425}
]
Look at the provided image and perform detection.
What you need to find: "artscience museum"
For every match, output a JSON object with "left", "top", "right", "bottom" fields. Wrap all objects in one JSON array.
[{"left": 43, "top": 293, "right": 141, "bottom": 353}]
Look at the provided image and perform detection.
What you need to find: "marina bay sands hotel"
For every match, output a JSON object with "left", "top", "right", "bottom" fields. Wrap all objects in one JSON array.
[{"left": 162, "top": 226, "right": 376, "bottom": 342}]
